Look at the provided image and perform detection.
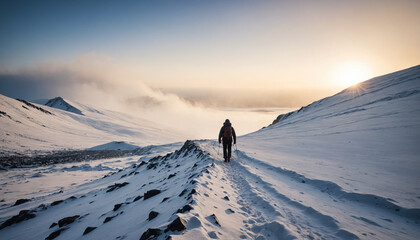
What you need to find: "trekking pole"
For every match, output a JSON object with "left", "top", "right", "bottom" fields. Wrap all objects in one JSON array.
[
  {"left": 217, "top": 142, "right": 220, "bottom": 156},
  {"left": 235, "top": 144, "right": 239, "bottom": 161}
]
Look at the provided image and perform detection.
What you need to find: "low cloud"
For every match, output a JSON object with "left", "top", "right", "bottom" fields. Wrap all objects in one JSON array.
[{"left": 0, "top": 53, "right": 316, "bottom": 138}]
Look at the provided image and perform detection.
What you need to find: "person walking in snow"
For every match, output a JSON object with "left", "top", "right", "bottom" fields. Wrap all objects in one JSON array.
[{"left": 218, "top": 119, "right": 236, "bottom": 162}]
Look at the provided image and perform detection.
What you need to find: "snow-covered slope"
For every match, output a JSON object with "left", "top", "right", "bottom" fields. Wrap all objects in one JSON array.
[
  {"left": 235, "top": 65, "right": 420, "bottom": 238},
  {"left": 88, "top": 141, "right": 140, "bottom": 151},
  {"left": 0, "top": 94, "right": 184, "bottom": 155}
]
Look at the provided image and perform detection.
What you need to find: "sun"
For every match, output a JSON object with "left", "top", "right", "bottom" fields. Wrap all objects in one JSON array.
[{"left": 333, "top": 62, "right": 373, "bottom": 88}]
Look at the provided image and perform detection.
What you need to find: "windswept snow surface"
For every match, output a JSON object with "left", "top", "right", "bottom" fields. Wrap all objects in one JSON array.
[{"left": 0, "top": 94, "right": 185, "bottom": 155}]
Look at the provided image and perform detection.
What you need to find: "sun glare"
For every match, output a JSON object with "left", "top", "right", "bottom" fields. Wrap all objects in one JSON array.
[{"left": 333, "top": 62, "right": 373, "bottom": 88}]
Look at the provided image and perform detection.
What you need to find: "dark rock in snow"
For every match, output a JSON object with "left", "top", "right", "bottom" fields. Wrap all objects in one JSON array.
[
  {"left": 106, "top": 182, "right": 129, "bottom": 192},
  {"left": 148, "top": 211, "right": 159, "bottom": 221},
  {"left": 139, "top": 228, "right": 162, "bottom": 240},
  {"left": 51, "top": 200, "right": 63, "bottom": 206},
  {"left": 209, "top": 214, "right": 221, "bottom": 226},
  {"left": 14, "top": 198, "right": 31, "bottom": 206},
  {"left": 133, "top": 195, "right": 143, "bottom": 202},
  {"left": 45, "top": 227, "right": 68, "bottom": 240},
  {"left": 144, "top": 189, "right": 161, "bottom": 200},
  {"left": 83, "top": 226, "right": 97, "bottom": 235},
  {"left": 189, "top": 189, "right": 196, "bottom": 196},
  {"left": 147, "top": 162, "right": 158, "bottom": 169},
  {"left": 168, "top": 173, "right": 176, "bottom": 179},
  {"left": 113, "top": 203, "right": 123, "bottom": 211},
  {"left": 301, "top": 180, "right": 306, "bottom": 183},
  {"left": 0, "top": 210, "right": 36, "bottom": 230},
  {"left": 223, "top": 196, "right": 229, "bottom": 201},
  {"left": 177, "top": 204, "right": 193, "bottom": 213},
  {"left": 49, "top": 222, "right": 57, "bottom": 228},
  {"left": 58, "top": 215, "right": 80, "bottom": 227},
  {"left": 178, "top": 189, "right": 187, "bottom": 197},
  {"left": 104, "top": 216, "right": 115, "bottom": 223},
  {"left": 138, "top": 161, "right": 147, "bottom": 167},
  {"left": 161, "top": 197, "right": 169, "bottom": 203},
  {"left": 166, "top": 216, "right": 187, "bottom": 232}
]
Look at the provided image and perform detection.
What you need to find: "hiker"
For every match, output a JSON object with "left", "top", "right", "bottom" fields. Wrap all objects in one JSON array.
[{"left": 218, "top": 119, "right": 236, "bottom": 162}]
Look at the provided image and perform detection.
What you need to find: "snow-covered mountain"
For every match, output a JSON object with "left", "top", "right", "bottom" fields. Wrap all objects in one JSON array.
[
  {"left": 44, "top": 97, "right": 83, "bottom": 115},
  {"left": 0, "top": 94, "right": 185, "bottom": 155},
  {"left": 0, "top": 65, "right": 419, "bottom": 240}
]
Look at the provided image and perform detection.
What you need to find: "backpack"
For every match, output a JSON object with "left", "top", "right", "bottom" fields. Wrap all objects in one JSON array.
[{"left": 223, "top": 126, "right": 232, "bottom": 138}]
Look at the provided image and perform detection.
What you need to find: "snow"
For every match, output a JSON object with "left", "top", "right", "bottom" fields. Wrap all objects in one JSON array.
[
  {"left": 44, "top": 97, "right": 84, "bottom": 115},
  {"left": 88, "top": 141, "right": 140, "bottom": 151},
  {"left": 0, "top": 65, "right": 419, "bottom": 239}
]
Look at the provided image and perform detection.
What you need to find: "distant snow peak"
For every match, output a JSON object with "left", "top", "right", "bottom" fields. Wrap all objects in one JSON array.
[{"left": 45, "top": 97, "right": 83, "bottom": 115}]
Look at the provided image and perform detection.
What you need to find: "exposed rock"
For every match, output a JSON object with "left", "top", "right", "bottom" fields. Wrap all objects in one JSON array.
[
  {"left": 177, "top": 204, "right": 193, "bottom": 213},
  {"left": 223, "top": 196, "right": 229, "bottom": 201},
  {"left": 161, "top": 197, "right": 169, "bottom": 203},
  {"left": 45, "top": 227, "right": 68, "bottom": 240},
  {"left": 144, "top": 189, "right": 161, "bottom": 200},
  {"left": 51, "top": 200, "right": 63, "bottom": 206},
  {"left": 209, "top": 214, "right": 221, "bottom": 226},
  {"left": 14, "top": 198, "right": 31, "bottom": 206},
  {"left": 139, "top": 228, "right": 162, "bottom": 240},
  {"left": 147, "top": 162, "right": 158, "bottom": 170},
  {"left": 178, "top": 189, "right": 187, "bottom": 197},
  {"left": 0, "top": 210, "right": 36, "bottom": 230},
  {"left": 168, "top": 173, "right": 176, "bottom": 179},
  {"left": 58, "top": 215, "right": 80, "bottom": 227},
  {"left": 49, "top": 222, "right": 57, "bottom": 228},
  {"left": 148, "top": 211, "right": 159, "bottom": 221},
  {"left": 83, "top": 226, "right": 97, "bottom": 235},
  {"left": 104, "top": 216, "right": 115, "bottom": 223},
  {"left": 166, "top": 216, "right": 187, "bottom": 232},
  {"left": 113, "top": 203, "right": 123, "bottom": 211},
  {"left": 133, "top": 195, "right": 143, "bottom": 202},
  {"left": 189, "top": 189, "right": 196, "bottom": 196},
  {"left": 106, "top": 182, "right": 129, "bottom": 192}
]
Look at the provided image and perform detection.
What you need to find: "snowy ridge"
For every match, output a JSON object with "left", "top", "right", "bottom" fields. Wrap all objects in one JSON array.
[
  {"left": 45, "top": 97, "right": 83, "bottom": 115},
  {"left": 0, "top": 140, "right": 356, "bottom": 239},
  {"left": 2, "top": 140, "right": 418, "bottom": 239}
]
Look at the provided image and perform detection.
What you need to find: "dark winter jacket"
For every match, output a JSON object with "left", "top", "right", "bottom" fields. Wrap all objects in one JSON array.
[{"left": 219, "top": 122, "right": 236, "bottom": 144}]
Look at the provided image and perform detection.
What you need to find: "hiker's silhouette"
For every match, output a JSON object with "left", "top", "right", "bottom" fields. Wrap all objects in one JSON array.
[{"left": 218, "top": 119, "right": 236, "bottom": 162}]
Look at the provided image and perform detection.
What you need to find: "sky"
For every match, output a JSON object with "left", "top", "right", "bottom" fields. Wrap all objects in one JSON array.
[{"left": 0, "top": 0, "right": 419, "bottom": 135}]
